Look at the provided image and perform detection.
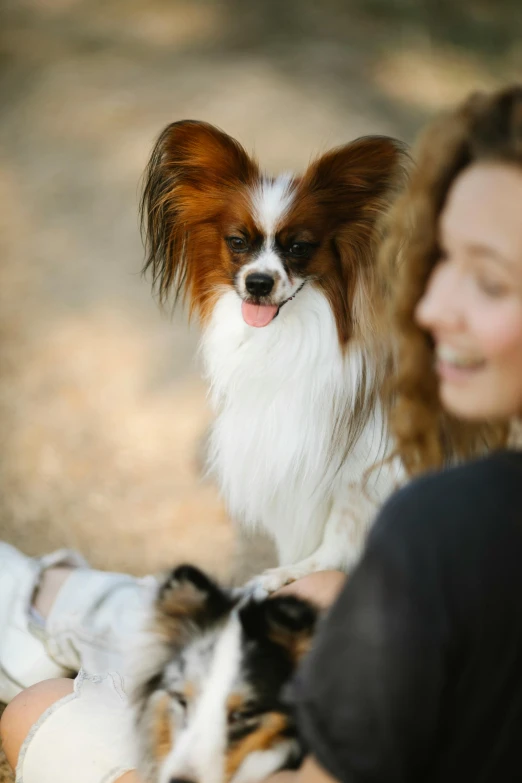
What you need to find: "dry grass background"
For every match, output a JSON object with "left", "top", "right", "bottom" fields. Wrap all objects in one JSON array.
[{"left": 0, "top": 0, "right": 520, "bottom": 778}]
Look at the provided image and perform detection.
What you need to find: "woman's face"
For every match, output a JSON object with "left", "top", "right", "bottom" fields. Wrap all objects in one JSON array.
[{"left": 415, "top": 162, "right": 522, "bottom": 421}]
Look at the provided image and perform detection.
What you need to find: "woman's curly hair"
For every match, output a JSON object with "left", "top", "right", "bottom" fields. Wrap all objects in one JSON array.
[{"left": 380, "top": 85, "right": 522, "bottom": 477}]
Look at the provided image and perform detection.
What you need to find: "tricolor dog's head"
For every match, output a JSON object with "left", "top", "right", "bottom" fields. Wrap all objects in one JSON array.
[
  {"left": 141, "top": 120, "right": 406, "bottom": 343},
  {"left": 131, "top": 565, "right": 318, "bottom": 783}
]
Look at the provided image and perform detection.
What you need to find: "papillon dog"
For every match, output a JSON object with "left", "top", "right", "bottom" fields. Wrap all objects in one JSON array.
[
  {"left": 131, "top": 564, "right": 318, "bottom": 783},
  {"left": 141, "top": 121, "right": 406, "bottom": 592}
]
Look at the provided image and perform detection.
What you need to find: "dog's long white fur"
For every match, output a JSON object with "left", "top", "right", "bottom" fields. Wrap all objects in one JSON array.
[
  {"left": 200, "top": 175, "right": 403, "bottom": 590},
  {"left": 202, "top": 283, "right": 402, "bottom": 590}
]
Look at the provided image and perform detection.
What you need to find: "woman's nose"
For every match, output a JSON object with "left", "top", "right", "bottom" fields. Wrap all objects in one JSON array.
[{"left": 415, "top": 262, "right": 463, "bottom": 333}]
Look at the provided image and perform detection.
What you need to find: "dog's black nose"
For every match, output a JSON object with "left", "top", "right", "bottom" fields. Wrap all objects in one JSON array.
[
  {"left": 170, "top": 778, "right": 196, "bottom": 783},
  {"left": 245, "top": 273, "right": 274, "bottom": 297}
]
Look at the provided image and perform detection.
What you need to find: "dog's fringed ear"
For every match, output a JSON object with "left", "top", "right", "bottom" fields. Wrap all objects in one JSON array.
[
  {"left": 303, "top": 135, "right": 407, "bottom": 218},
  {"left": 141, "top": 120, "right": 259, "bottom": 305},
  {"left": 155, "top": 564, "right": 236, "bottom": 646},
  {"left": 301, "top": 134, "right": 407, "bottom": 263},
  {"left": 240, "top": 596, "right": 318, "bottom": 663},
  {"left": 292, "top": 135, "right": 408, "bottom": 344}
]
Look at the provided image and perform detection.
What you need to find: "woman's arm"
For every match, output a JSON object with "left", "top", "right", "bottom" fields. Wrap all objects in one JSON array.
[{"left": 280, "top": 487, "right": 450, "bottom": 783}]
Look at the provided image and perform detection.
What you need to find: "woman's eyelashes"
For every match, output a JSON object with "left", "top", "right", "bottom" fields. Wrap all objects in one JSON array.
[
  {"left": 474, "top": 272, "right": 510, "bottom": 299},
  {"left": 437, "top": 245, "right": 512, "bottom": 299}
]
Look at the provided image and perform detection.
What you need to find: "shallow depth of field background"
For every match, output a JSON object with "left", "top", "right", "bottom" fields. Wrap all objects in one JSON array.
[{"left": 0, "top": 0, "right": 520, "bottom": 773}]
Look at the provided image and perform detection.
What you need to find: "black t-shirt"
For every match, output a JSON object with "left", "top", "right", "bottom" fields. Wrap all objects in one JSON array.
[{"left": 291, "top": 450, "right": 522, "bottom": 783}]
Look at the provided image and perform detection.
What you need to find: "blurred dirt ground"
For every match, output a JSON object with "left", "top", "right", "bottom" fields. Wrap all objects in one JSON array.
[{"left": 0, "top": 0, "right": 520, "bottom": 777}]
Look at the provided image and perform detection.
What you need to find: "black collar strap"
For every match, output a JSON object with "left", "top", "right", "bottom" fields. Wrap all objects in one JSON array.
[{"left": 279, "top": 282, "right": 306, "bottom": 309}]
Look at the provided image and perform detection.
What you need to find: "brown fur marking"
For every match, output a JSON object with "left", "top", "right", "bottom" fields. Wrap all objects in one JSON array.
[
  {"left": 153, "top": 693, "right": 174, "bottom": 762},
  {"left": 141, "top": 120, "right": 260, "bottom": 323},
  {"left": 225, "top": 712, "right": 289, "bottom": 779},
  {"left": 154, "top": 580, "right": 208, "bottom": 644},
  {"left": 268, "top": 628, "right": 314, "bottom": 664},
  {"left": 283, "top": 135, "right": 406, "bottom": 346},
  {"left": 226, "top": 691, "right": 252, "bottom": 714}
]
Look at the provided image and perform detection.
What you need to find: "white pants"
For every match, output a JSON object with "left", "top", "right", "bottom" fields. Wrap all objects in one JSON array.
[
  {"left": 17, "top": 671, "right": 137, "bottom": 783},
  {"left": 44, "top": 570, "right": 157, "bottom": 676}
]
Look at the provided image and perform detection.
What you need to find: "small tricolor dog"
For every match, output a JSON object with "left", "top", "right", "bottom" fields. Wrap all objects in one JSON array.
[
  {"left": 141, "top": 122, "right": 407, "bottom": 591},
  {"left": 131, "top": 565, "right": 318, "bottom": 783}
]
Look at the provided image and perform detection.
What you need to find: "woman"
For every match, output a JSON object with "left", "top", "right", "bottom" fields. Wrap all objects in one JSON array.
[
  {"left": 280, "top": 84, "right": 522, "bottom": 783},
  {"left": 2, "top": 84, "right": 522, "bottom": 783}
]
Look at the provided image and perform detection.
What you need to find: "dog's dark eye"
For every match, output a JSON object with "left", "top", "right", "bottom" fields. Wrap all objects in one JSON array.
[
  {"left": 171, "top": 692, "right": 188, "bottom": 710},
  {"left": 228, "top": 707, "right": 260, "bottom": 725},
  {"left": 228, "top": 700, "right": 260, "bottom": 724},
  {"left": 226, "top": 236, "right": 249, "bottom": 253},
  {"left": 288, "top": 242, "right": 311, "bottom": 258}
]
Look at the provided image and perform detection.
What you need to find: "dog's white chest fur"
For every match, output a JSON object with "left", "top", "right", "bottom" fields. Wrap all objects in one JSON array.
[{"left": 202, "top": 286, "right": 398, "bottom": 585}]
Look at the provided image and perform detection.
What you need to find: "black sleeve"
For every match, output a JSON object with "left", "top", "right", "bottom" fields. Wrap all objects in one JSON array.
[
  {"left": 290, "top": 489, "right": 451, "bottom": 783},
  {"left": 289, "top": 451, "right": 522, "bottom": 783}
]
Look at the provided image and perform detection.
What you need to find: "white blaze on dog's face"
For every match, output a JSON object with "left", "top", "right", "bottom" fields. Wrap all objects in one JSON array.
[
  {"left": 131, "top": 566, "right": 317, "bottom": 783},
  {"left": 232, "top": 174, "right": 306, "bottom": 327},
  {"left": 159, "top": 619, "right": 242, "bottom": 783}
]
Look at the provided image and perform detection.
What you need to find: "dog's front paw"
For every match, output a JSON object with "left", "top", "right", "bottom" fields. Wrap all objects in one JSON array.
[{"left": 245, "top": 563, "right": 315, "bottom": 598}]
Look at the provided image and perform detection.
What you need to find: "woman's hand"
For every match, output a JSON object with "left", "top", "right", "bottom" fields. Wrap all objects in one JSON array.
[
  {"left": 275, "top": 570, "right": 347, "bottom": 609},
  {"left": 265, "top": 757, "right": 339, "bottom": 783}
]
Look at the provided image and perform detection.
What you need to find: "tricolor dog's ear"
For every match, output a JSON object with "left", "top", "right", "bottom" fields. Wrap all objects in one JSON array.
[
  {"left": 283, "top": 135, "right": 408, "bottom": 344},
  {"left": 299, "top": 135, "right": 407, "bottom": 225},
  {"left": 239, "top": 596, "right": 318, "bottom": 663},
  {"left": 141, "top": 120, "right": 259, "bottom": 305},
  {"left": 155, "top": 564, "right": 236, "bottom": 645}
]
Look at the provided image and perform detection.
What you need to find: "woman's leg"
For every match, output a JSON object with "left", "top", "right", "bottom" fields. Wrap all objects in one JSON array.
[
  {"left": 1, "top": 677, "right": 142, "bottom": 783},
  {"left": 31, "top": 566, "right": 74, "bottom": 619},
  {"left": 1, "top": 679, "right": 75, "bottom": 767},
  {"left": 0, "top": 543, "right": 157, "bottom": 701}
]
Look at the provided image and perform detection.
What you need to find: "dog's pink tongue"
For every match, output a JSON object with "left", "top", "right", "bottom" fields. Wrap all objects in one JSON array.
[{"left": 241, "top": 301, "right": 279, "bottom": 327}]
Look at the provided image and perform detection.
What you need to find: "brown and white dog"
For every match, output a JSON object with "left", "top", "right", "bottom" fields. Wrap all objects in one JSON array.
[
  {"left": 131, "top": 565, "right": 318, "bottom": 783},
  {"left": 142, "top": 122, "right": 407, "bottom": 593}
]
